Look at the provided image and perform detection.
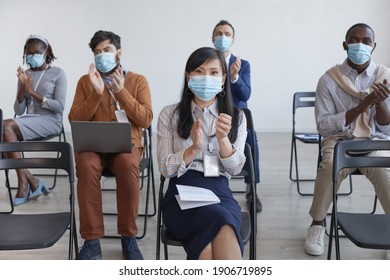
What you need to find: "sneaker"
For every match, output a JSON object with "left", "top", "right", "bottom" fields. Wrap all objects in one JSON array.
[
  {"left": 245, "top": 184, "right": 262, "bottom": 213},
  {"left": 386, "top": 250, "right": 390, "bottom": 260},
  {"left": 304, "top": 225, "right": 325, "bottom": 256},
  {"left": 121, "top": 236, "right": 144, "bottom": 260},
  {"left": 77, "top": 239, "right": 102, "bottom": 260}
]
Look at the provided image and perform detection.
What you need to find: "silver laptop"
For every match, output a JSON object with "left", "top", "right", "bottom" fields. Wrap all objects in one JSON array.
[{"left": 70, "top": 121, "right": 133, "bottom": 153}]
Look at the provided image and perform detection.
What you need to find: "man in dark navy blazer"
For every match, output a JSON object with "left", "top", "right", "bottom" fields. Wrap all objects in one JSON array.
[{"left": 212, "top": 20, "right": 262, "bottom": 212}]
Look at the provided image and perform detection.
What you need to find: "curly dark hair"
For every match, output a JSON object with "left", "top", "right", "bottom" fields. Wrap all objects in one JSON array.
[{"left": 89, "top": 30, "right": 121, "bottom": 51}]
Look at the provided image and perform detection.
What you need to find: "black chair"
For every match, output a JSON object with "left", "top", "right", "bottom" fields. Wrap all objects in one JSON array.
[
  {"left": 13, "top": 113, "right": 67, "bottom": 190},
  {"left": 327, "top": 140, "right": 390, "bottom": 260},
  {"left": 319, "top": 138, "right": 376, "bottom": 215},
  {"left": 0, "top": 109, "right": 14, "bottom": 214},
  {"left": 0, "top": 141, "right": 78, "bottom": 259},
  {"left": 102, "top": 126, "right": 156, "bottom": 239},
  {"left": 289, "top": 92, "right": 321, "bottom": 195},
  {"left": 290, "top": 92, "right": 354, "bottom": 197},
  {"left": 23, "top": 125, "right": 67, "bottom": 190},
  {"left": 156, "top": 143, "right": 257, "bottom": 260},
  {"left": 231, "top": 108, "right": 257, "bottom": 194}
]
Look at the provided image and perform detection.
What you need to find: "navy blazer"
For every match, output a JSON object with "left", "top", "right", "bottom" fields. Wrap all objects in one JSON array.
[{"left": 228, "top": 54, "right": 251, "bottom": 109}]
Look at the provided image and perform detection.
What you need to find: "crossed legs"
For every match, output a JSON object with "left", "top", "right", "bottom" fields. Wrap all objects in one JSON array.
[{"left": 3, "top": 119, "right": 39, "bottom": 198}]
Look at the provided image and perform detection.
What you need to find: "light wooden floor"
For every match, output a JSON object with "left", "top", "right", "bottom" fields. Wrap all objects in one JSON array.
[{"left": 0, "top": 132, "right": 387, "bottom": 260}]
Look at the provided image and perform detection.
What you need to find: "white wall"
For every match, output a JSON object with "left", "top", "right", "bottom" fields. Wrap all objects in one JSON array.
[{"left": 1, "top": 0, "right": 390, "bottom": 132}]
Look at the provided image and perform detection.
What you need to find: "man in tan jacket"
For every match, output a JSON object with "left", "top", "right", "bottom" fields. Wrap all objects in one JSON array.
[{"left": 69, "top": 30, "right": 153, "bottom": 260}]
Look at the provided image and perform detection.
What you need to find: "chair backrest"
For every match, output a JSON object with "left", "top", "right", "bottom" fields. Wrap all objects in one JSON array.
[
  {"left": 242, "top": 108, "right": 255, "bottom": 137},
  {"left": 0, "top": 141, "right": 74, "bottom": 183},
  {"left": 333, "top": 140, "right": 390, "bottom": 182},
  {"left": 242, "top": 143, "right": 255, "bottom": 184},
  {"left": 293, "top": 91, "right": 316, "bottom": 113},
  {"left": 242, "top": 108, "right": 256, "bottom": 165},
  {"left": 292, "top": 92, "right": 317, "bottom": 136},
  {"left": 242, "top": 143, "right": 257, "bottom": 259},
  {"left": 141, "top": 125, "right": 153, "bottom": 167}
]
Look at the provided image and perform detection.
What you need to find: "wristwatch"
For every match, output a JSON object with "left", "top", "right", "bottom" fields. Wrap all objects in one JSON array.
[{"left": 41, "top": 96, "right": 47, "bottom": 105}]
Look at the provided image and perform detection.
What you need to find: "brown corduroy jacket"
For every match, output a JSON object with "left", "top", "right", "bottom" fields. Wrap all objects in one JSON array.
[{"left": 68, "top": 71, "right": 153, "bottom": 148}]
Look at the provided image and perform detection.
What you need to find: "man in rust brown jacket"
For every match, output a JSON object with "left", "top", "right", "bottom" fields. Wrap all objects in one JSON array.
[{"left": 69, "top": 30, "right": 153, "bottom": 260}]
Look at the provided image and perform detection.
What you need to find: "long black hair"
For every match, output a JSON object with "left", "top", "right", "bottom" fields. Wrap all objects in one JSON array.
[{"left": 175, "top": 47, "right": 242, "bottom": 143}]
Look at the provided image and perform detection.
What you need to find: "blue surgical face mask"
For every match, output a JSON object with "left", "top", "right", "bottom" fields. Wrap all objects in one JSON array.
[
  {"left": 26, "top": 53, "right": 46, "bottom": 68},
  {"left": 347, "top": 43, "right": 373, "bottom": 65},
  {"left": 188, "top": 75, "right": 223, "bottom": 101},
  {"left": 214, "top": 35, "right": 233, "bottom": 52},
  {"left": 95, "top": 52, "right": 117, "bottom": 73}
]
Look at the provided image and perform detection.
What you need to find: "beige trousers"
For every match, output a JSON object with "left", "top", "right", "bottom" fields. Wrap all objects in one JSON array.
[{"left": 309, "top": 137, "right": 390, "bottom": 221}]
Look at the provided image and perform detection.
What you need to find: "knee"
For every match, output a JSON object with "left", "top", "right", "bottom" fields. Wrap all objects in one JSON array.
[
  {"left": 118, "top": 160, "right": 139, "bottom": 174},
  {"left": 366, "top": 168, "right": 390, "bottom": 185},
  {"left": 113, "top": 154, "right": 140, "bottom": 175},
  {"left": 75, "top": 154, "right": 103, "bottom": 176},
  {"left": 2, "top": 120, "right": 18, "bottom": 142},
  {"left": 318, "top": 157, "right": 333, "bottom": 173}
]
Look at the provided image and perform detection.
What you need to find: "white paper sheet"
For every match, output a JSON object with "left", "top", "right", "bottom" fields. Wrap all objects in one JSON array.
[{"left": 175, "top": 184, "right": 220, "bottom": 210}]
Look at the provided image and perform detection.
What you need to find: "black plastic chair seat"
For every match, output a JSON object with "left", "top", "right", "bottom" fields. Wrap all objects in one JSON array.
[
  {"left": 161, "top": 225, "right": 183, "bottom": 247},
  {"left": 338, "top": 213, "right": 390, "bottom": 249},
  {"left": 0, "top": 212, "right": 70, "bottom": 250}
]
